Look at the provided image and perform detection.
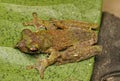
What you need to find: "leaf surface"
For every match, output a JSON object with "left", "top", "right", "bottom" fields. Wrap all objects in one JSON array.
[{"left": 0, "top": 0, "right": 102, "bottom": 81}]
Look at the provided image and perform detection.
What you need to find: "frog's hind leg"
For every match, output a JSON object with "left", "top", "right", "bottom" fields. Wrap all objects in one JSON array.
[
  {"left": 56, "top": 39, "right": 102, "bottom": 65},
  {"left": 53, "top": 20, "right": 98, "bottom": 30}
]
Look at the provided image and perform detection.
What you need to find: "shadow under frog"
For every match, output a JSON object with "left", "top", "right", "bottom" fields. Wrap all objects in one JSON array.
[{"left": 15, "top": 12, "right": 102, "bottom": 79}]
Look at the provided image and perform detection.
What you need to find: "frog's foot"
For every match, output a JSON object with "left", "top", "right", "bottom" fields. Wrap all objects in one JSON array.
[
  {"left": 26, "top": 59, "right": 49, "bottom": 79},
  {"left": 26, "top": 65, "right": 34, "bottom": 70},
  {"left": 80, "top": 22, "right": 98, "bottom": 30},
  {"left": 34, "top": 59, "right": 49, "bottom": 79},
  {"left": 23, "top": 12, "right": 43, "bottom": 30}
]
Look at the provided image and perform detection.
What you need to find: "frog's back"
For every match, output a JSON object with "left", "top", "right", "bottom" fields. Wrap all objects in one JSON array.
[
  {"left": 68, "top": 28, "right": 96, "bottom": 42},
  {"left": 36, "top": 28, "right": 96, "bottom": 51}
]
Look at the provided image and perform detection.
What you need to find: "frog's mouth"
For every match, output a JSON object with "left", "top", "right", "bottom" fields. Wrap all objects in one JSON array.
[
  {"left": 26, "top": 47, "right": 42, "bottom": 54},
  {"left": 15, "top": 44, "right": 41, "bottom": 54}
]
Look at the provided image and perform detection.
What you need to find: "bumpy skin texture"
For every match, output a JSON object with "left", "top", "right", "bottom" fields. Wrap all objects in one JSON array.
[{"left": 16, "top": 12, "right": 102, "bottom": 79}]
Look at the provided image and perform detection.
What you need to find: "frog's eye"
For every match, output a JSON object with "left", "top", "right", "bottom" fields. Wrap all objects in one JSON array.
[
  {"left": 22, "top": 29, "right": 32, "bottom": 38},
  {"left": 21, "top": 29, "right": 33, "bottom": 42}
]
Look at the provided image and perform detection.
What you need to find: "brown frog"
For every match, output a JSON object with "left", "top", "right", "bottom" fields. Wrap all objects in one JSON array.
[{"left": 16, "top": 12, "right": 102, "bottom": 79}]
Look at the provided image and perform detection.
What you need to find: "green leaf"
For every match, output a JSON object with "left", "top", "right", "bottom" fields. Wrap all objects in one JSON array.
[{"left": 0, "top": 0, "right": 102, "bottom": 81}]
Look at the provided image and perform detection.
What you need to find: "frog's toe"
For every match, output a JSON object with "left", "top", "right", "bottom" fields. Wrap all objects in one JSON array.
[
  {"left": 35, "top": 65, "right": 46, "bottom": 79},
  {"left": 23, "top": 22, "right": 34, "bottom": 26},
  {"left": 23, "top": 22, "right": 28, "bottom": 26},
  {"left": 26, "top": 65, "right": 34, "bottom": 70}
]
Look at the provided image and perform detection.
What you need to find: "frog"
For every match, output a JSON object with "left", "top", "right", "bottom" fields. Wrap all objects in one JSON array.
[{"left": 15, "top": 12, "right": 102, "bottom": 79}]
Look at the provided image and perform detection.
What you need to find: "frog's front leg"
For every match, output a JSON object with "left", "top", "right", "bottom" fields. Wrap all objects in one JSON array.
[
  {"left": 23, "top": 12, "right": 44, "bottom": 30},
  {"left": 29, "top": 48, "right": 60, "bottom": 79}
]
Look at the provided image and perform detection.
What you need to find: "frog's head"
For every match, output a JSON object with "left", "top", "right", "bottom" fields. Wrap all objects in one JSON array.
[{"left": 15, "top": 29, "right": 41, "bottom": 54}]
